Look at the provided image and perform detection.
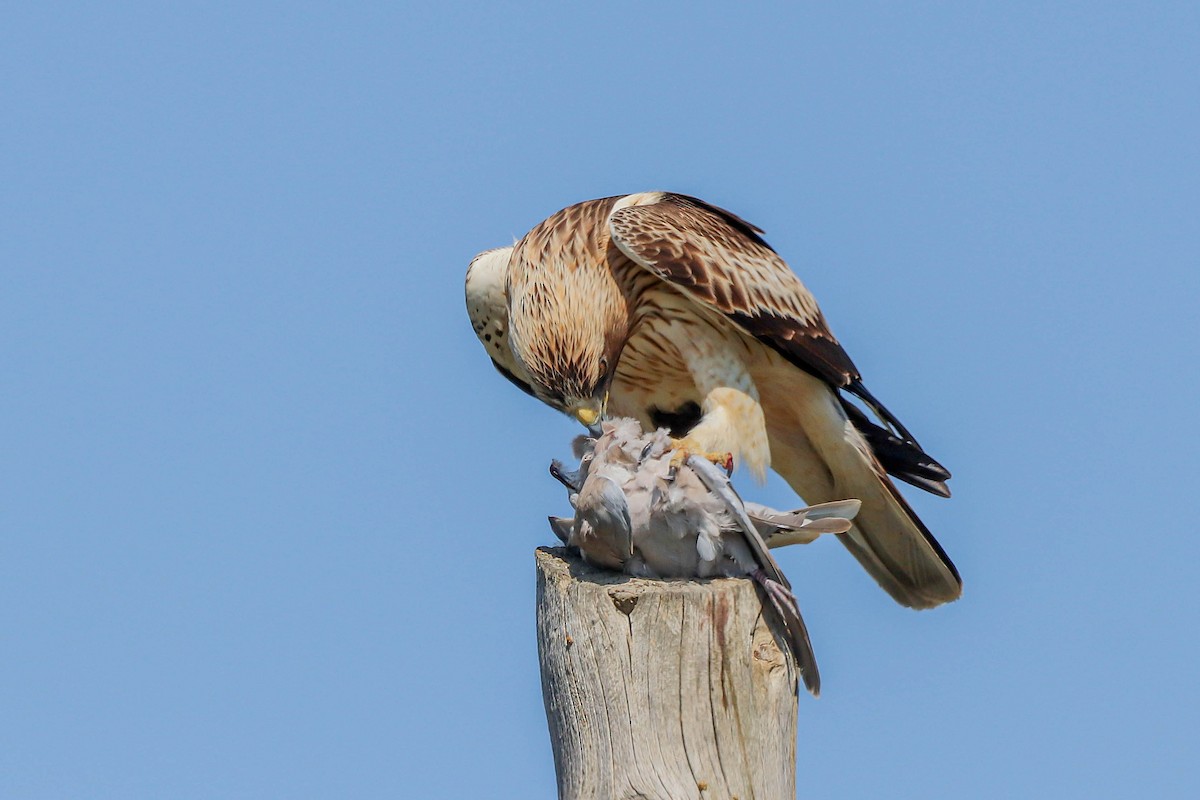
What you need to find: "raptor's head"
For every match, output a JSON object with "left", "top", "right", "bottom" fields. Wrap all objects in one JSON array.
[
  {"left": 504, "top": 247, "right": 628, "bottom": 428},
  {"left": 466, "top": 243, "right": 621, "bottom": 428},
  {"left": 511, "top": 308, "right": 622, "bottom": 427}
]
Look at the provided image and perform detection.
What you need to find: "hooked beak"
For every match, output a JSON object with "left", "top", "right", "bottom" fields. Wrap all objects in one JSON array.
[
  {"left": 573, "top": 400, "right": 605, "bottom": 437},
  {"left": 574, "top": 406, "right": 600, "bottom": 426}
]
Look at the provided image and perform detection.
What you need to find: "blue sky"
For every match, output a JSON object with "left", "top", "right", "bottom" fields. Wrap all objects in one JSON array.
[{"left": 3, "top": 2, "right": 1198, "bottom": 797}]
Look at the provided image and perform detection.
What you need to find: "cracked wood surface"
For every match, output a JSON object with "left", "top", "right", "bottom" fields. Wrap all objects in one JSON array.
[{"left": 536, "top": 547, "right": 798, "bottom": 800}]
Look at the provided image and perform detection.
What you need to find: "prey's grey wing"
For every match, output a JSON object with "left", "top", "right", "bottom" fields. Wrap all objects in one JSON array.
[
  {"left": 575, "top": 474, "right": 634, "bottom": 561},
  {"left": 745, "top": 499, "right": 861, "bottom": 547},
  {"left": 687, "top": 456, "right": 788, "bottom": 587},
  {"left": 686, "top": 456, "right": 820, "bottom": 696}
]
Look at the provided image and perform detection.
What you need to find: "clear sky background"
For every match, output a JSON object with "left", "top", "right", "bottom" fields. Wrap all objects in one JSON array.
[{"left": 3, "top": 3, "right": 1198, "bottom": 798}]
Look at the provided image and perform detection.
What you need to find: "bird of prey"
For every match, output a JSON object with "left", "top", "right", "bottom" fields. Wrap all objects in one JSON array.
[
  {"left": 465, "top": 192, "right": 960, "bottom": 609},
  {"left": 547, "top": 418, "right": 862, "bottom": 695}
]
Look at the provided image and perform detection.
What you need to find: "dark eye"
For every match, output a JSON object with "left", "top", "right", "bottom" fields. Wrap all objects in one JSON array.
[{"left": 599, "top": 356, "right": 609, "bottom": 372}]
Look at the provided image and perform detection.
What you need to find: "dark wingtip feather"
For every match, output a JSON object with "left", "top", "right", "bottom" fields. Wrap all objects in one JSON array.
[
  {"left": 895, "top": 473, "right": 952, "bottom": 498},
  {"left": 839, "top": 396, "right": 953, "bottom": 497},
  {"left": 848, "top": 379, "right": 918, "bottom": 444}
]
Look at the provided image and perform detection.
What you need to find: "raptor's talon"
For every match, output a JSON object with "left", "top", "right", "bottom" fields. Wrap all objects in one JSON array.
[{"left": 669, "top": 438, "right": 734, "bottom": 474}]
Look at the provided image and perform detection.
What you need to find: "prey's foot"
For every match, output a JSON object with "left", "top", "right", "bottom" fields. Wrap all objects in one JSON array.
[{"left": 669, "top": 437, "right": 734, "bottom": 475}]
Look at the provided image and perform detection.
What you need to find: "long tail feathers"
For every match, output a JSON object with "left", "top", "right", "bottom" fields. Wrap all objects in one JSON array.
[
  {"left": 775, "top": 388, "right": 961, "bottom": 610},
  {"left": 836, "top": 473, "right": 961, "bottom": 609}
]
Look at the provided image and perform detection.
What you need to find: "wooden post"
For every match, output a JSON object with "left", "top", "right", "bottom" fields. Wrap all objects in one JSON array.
[{"left": 536, "top": 547, "right": 798, "bottom": 800}]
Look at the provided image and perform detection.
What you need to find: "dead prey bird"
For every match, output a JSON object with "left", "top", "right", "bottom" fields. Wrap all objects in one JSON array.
[{"left": 549, "top": 418, "right": 860, "bottom": 696}]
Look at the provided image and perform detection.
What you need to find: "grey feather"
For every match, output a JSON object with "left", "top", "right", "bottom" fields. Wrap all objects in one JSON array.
[
  {"left": 547, "top": 516, "right": 574, "bottom": 545},
  {"left": 744, "top": 499, "right": 862, "bottom": 547}
]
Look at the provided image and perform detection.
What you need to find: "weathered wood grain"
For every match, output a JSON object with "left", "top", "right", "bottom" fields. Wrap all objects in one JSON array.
[{"left": 536, "top": 547, "right": 798, "bottom": 800}]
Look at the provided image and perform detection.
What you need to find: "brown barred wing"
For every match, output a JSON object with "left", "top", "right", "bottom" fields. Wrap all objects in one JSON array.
[{"left": 608, "top": 192, "right": 860, "bottom": 390}]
